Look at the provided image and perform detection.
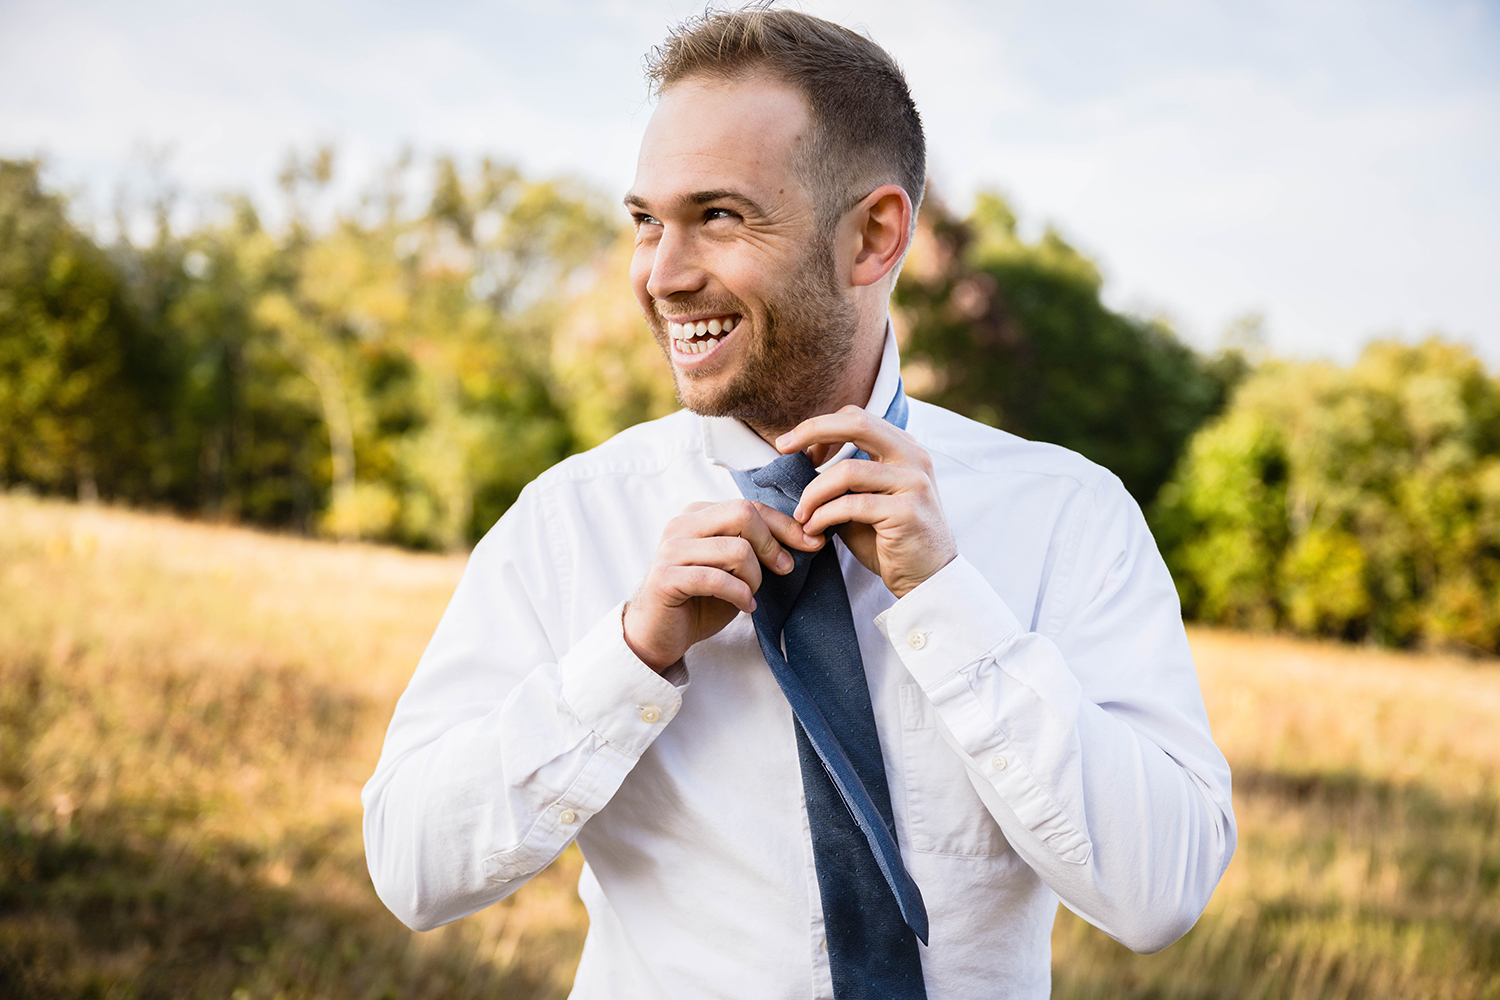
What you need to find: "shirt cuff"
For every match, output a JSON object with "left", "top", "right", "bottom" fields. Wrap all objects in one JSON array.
[
  {"left": 875, "top": 554, "right": 1022, "bottom": 689},
  {"left": 557, "top": 600, "right": 685, "bottom": 759}
]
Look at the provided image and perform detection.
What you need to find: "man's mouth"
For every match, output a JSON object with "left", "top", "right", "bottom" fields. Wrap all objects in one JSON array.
[{"left": 667, "top": 315, "right": 741, "bottom": 355}]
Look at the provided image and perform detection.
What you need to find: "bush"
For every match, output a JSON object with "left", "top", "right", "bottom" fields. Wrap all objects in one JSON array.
[{"left": 1152, "top": 338, "right": 1500, "bottom": 653}]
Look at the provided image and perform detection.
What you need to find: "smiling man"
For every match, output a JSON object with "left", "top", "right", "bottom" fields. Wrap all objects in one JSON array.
[{"left": 363, "top": 7, "right": 1235, "bottom": 999}]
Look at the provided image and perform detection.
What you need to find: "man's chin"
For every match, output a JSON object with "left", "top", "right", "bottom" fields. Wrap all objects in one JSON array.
[{"left": 672, "top": 371, "right": 768, "bottom": 423}]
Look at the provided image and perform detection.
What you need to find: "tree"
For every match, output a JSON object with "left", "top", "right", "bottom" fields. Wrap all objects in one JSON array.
[
  {"left": 895, "top": 191, "right": 1241, "bottom": 507},
  {"left": 1153, "top": 338, "right": 1500, "bottom": 653},
  {"left": 0, "top": 160, "right": 147, "bottom": 501}
]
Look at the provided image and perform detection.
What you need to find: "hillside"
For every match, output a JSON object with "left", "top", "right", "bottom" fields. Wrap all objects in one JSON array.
[{"left": 1, "top": 494, "right": 1496, "bottom": 998}]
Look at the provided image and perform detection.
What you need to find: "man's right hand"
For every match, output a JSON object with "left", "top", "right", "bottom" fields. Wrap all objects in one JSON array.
[{"left": 624, "top": 499, "right": 824, "bottom": 674}]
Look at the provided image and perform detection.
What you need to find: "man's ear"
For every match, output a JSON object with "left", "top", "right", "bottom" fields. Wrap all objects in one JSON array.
[{"left": 848, "top": 184, "right": 913, "bottom": 289}]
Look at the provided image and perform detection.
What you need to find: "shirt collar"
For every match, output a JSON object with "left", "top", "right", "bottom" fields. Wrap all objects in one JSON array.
[{"left": 702, "top": 323, "right": 902, "bottom": 473}]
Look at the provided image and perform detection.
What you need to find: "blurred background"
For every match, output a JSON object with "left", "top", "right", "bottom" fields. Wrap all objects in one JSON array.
[{"left": 1, "top": 1, "right": 1497, "bottom": 997}]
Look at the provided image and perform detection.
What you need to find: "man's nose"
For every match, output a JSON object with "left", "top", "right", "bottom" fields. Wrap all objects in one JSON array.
[{"left": 645, "top": 226, "right": 707, "bottom": 300}]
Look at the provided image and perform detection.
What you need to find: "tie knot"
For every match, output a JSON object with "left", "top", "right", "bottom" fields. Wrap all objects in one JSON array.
[{"left": 749, "top": 451, "right": 819, "bottom": 515}]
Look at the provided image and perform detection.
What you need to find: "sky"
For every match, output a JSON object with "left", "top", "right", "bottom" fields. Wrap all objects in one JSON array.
[{"left": 3, "top": 0, "right": 1498, "bottom": 365}]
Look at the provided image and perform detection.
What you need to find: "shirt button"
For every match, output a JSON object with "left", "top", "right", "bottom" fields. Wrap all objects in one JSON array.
[
  {"left": 907, "top": 631, "right": 927, "bottom": 650},
  {"left": 560, "top": 809, "right": 577, "bottom": 824},
  {"left": 992, "top": 755, "right": 1008, "bottom": 771},
  {"left": 639, "top": 706, "right": 661, "bottom": 724}
]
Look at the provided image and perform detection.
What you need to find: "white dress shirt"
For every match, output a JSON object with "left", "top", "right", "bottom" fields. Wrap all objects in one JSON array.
[{"left": 363, "top": 331, "right": 1237, "bottom": 999}]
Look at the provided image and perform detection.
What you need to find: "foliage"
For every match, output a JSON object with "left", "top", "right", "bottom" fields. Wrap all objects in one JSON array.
[
  {"left": 896, "top": 191, "right": 1246, "bottom": 507},
  {"left": 0, "top": 161, "right": 152, "bottom": 501},
  {"left": 6, "top": 159, "right": 1241, "bottom": 546},
  {"left": 1153, "top": 338, "right": 1500, "bottom": 653},
  {"left": 0, "top": 154, "right": 631, "bottom": 548},
  {"left": 550, "top": 230, "right": 679, "bottom": 451}
]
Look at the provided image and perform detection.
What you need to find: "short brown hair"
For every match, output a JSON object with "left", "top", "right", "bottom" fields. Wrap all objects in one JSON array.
[{"left": 643, "top": 4, "right": 925, "bottom": 229}]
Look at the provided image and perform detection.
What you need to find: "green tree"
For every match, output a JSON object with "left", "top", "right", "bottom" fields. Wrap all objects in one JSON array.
[
  {"left": 896, "top": 191, "right": 1242, "bottom": 507},
  {"left": 0, "top": 160, "right": 149, "bottom": 501},
  {"left": 1153, "top": 338, "right": 1500, "bottom": 652},
  {"left": 551, "top": 230, "right": 678, "bottom": 451},
  {"left": 250, "top": 153, "right": 618, "bottom": 547}
]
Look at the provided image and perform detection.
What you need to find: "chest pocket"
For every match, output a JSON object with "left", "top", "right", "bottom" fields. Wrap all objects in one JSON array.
[{"left": 898, "top": 683, "right": 1009, "bottom": 858}]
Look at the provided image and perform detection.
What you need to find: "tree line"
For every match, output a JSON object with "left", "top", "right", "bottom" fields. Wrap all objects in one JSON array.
[{"left": 3, "top": 154, "right": 1495, "bottom": 653}]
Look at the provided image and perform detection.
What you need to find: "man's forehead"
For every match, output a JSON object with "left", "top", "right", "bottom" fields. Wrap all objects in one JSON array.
[{"left": 626, "top": 72, "right": 813, "bottom": 211}]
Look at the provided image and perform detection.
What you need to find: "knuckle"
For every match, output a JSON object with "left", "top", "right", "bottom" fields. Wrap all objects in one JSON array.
[{"left": 683, "top": 565, "right": 720, "bottom": 592}]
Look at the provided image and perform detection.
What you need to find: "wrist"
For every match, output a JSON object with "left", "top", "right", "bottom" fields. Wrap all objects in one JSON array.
[{"left": 621, "top": 602, "right": 683, "bottom": 675}]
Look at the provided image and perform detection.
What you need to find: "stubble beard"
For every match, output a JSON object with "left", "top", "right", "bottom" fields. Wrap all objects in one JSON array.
[{"left": 648, "top": 236, "right": 860, "bottom": 437}]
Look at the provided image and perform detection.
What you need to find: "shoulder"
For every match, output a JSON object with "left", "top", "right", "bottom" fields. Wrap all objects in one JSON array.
[
  {"left": 907, "top": 397, "right": 1119, "bottom": 500},
  {"left": 475, "top": 408, "right": 705, "bottom": 563},
  {"left": 528, "top": 408, "right": 703, "bottom": 494}
]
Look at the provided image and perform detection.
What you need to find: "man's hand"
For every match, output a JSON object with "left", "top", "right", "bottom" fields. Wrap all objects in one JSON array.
[
  {"left": 775, "top": 405, "right": 958, "bottom": 599},
  {"left": 624, "top": 499, "right": 823, "bottom": 674}
]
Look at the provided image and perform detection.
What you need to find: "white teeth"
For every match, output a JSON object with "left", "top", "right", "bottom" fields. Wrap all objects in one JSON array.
[{"left": 668, "top": 315, "right": 740, "bottom": 354}]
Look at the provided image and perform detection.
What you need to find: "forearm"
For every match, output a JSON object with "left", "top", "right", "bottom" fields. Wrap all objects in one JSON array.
[
  {"left": 363, "top": 598, "right": 681, "bottom": 931},
  {"left": 883, "top": 556, "right": 1236, "bottom": 952}
]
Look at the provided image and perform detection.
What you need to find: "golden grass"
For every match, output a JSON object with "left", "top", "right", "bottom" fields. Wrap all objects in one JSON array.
[
  {"left": 1, "top": 493, "right": 1496, "bottom": 998},
  {"left": 0, "top": 494, "right": 584, "bottom": 998},
  {"left": 1053, "top": 632, "right": 1500, "bottom": 999}
]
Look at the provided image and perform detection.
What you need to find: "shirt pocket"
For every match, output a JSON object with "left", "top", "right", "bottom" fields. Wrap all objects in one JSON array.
[{"left": 898, "top": 683, "right": 1009, "bottom": 858}]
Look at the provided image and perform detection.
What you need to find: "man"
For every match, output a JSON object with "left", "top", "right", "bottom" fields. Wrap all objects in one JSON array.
[{"left": 363, "top": 7, "right": 1235, "bottom": 998}]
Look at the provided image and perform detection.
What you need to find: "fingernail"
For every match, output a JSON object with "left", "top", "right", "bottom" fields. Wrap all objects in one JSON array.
[
  {"left": 777, "top": 550, "right": 793, "bottom": 572},
  {"left": 774, "top": 432, "right": 792, "bottom": 450}
]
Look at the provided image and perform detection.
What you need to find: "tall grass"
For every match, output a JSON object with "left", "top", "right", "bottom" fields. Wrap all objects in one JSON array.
[
  {"left": 1052, "top": 628, "right": 1500, "bottom": 1000},
  {"left": 1, "top": 494, "right": 1496, "bottom": 998},
  {"left": 0, "top": 495, "right": 584, "bottom": 998}
]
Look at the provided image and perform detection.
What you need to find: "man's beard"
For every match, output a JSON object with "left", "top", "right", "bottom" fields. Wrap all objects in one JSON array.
[{"left": 647, "top": 236, "right": 860, "bottom": 436}]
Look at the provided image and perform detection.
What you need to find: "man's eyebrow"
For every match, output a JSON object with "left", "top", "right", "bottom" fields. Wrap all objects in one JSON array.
[
  {"left": 622, "top": 190, "right": 767, "bottom": 217},
  {"left": 688, "top": 189, "right": 766, "bottom": 215}
]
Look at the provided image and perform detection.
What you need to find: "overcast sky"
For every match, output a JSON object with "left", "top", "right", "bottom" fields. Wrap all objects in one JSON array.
[{"left": 3, "top": 0, "right": 1497, "bottom": 365}]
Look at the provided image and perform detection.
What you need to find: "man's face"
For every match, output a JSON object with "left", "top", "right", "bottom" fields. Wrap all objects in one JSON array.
[{"left": 625, "top": 72, "right": 858, "bottom": 434}]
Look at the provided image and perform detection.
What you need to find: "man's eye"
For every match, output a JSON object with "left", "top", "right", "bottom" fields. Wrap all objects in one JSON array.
[
  {"left": 632, "top": 213, "right": 660, "bottom": 228},
  {"left": 704, "top": 207, "right": 737, "bottom": 222}
]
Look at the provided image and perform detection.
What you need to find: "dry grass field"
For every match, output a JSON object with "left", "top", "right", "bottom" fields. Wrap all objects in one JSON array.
[{"left": 1, "top": 493, "right": 1496, "bottom": 999}]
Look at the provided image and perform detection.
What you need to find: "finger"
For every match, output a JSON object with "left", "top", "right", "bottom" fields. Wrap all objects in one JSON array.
[
  {"left": 657, "top": 535, "right": 765, "bottom": 594},
  {"left": 774, "top": 405, "right": 913, "bottom": 463},
  {"left": 716, "top": 500, "right": 796, "bottom": 574},
  {"left": 653, "top": 563, "right": 758, "bottom": 614},
  {"left": 799, "top": 492, "right": 895, "bottom": 539},
  {"left": 673, "top": 499, "right": 813, "bottom": 572},
  {"left": 752, "top": 500, "right": 826, "bottom": 554},
  {"left": 792, "top": 459, "right": 916, "bottom": 522}
]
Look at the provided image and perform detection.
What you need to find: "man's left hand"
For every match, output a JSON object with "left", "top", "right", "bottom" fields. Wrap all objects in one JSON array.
[{"left": 775, "top": 405, "right": 958, "bottom": 599}]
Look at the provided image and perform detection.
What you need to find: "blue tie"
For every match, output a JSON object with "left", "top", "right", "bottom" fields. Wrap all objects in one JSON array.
[{"left": 731, "top": 383, "right": 928, "bottom": 999}]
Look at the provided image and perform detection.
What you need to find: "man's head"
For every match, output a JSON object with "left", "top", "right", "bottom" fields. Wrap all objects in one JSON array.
[
  {"left": 643, "top": 5, "right": 925, "bottom": 239},
  {"left": 626, "top": 6, "right": 925, "bottom": 436}
]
